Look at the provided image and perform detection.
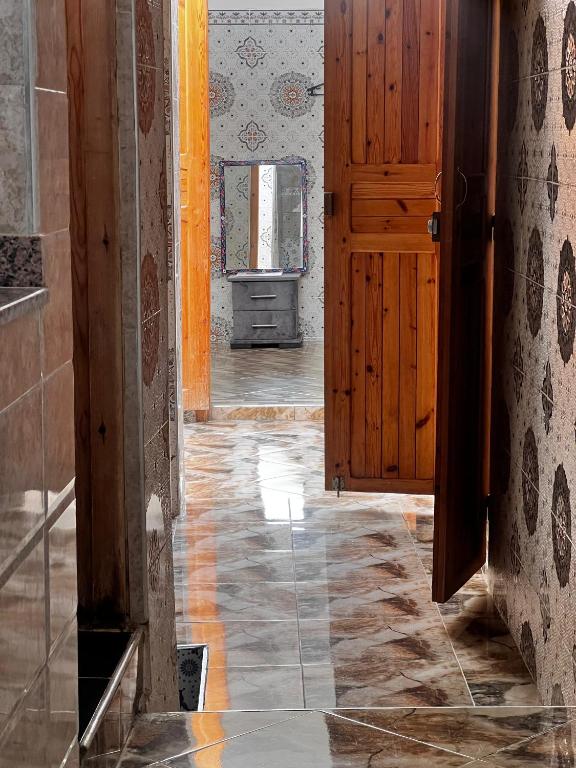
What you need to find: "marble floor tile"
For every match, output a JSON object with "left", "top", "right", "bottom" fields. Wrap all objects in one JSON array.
[
  {"left": 337, "top": 707, "right": 576, "bottom": 761},
  {"left": 117, "top": 712, "right": 305, "bottom": 768},
  {"left": 176, "top": 621, "right": 301, "bottom": 666},
  {"left": 303, "top": 661, "right": 472, "bottom": 708},
  {"left": 203, "top": 665, "right": 305, "bottom": 710},
  {"left": 174, "top": 551, "right": 295, "bottom": 583},
  {"left": 120, "top": 709, "right": 576, "bottom": 768},
  {"left": 175, "top": 582, "right": 298, "bottom": 622},
  {"left": 211, "top": 342, "right": 324, "bottom": 407},
  {"left": 156, "top": 711, "right": 472, "bottom": 767},
  {"left": 298, "top": 617, "right": 465, "bottom": 666},
  {"left": 176, "top": 418, "right": 538, "bottom": 715}
]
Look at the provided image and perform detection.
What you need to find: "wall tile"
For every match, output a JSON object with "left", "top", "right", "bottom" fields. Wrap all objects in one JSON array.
[
  {"left": 43, "top": 362, "right": 75, "bottom": 510},
  {"left": 35, "top": 0, "right": 67, "bottom": 92},
  {"left": 36, "top": 88, "right": 69, "bottom": 233},
  {"left": 41, "top": 231, "right": 73, "bottom": 375},
  {"left": 47, "top": 621, "right": 79, "bottom": 768},
  {"left": 0, "top": 669, "right": 47, "bottom": 768},
  {"left": 0, "top": 85, "right": 33, "bottom": 233},
  {"left": 0, "top": 387, "right": 43, "bottom": 571},
  {"left": 490, "top": 0, "right": 576, "bottom": 704},
  {"left": 0, "top": 310, "right": 41, "bottom": 411},
  {"left": 49, "top": 503, "right": 78, "bottom": 646},
  {"left": 0, "top": 0, "right": 26, "bottom": 86},
  {"left": 0, "top": 542, "right": 46, "bottom": 722}
]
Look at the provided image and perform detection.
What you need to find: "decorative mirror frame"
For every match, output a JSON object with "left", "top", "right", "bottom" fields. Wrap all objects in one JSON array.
[{"left": 219, "top": 159, "right": 309, "bottom": 275}]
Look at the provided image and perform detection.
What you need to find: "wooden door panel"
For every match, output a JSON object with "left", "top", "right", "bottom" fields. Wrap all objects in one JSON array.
[
  {"left": 432, "top": 0, "right": 493, "bottom": 602},
  {"left": 325, "top": 0, "right": 442, "bottom": 495}
]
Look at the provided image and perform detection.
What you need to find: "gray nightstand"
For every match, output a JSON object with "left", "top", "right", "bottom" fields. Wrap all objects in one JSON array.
[{"left": 229, "top": 273, "right": 303, "bottom": 349}]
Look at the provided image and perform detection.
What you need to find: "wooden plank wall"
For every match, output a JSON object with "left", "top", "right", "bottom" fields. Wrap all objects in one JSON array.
[
  {"left": 325, "top": 0, "right": 442, "bottom": 494},
  {"left": 179, "top": 0, "right": 211, "bottom": 414}
]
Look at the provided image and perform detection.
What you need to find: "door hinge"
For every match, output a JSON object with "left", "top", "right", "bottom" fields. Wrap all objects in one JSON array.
[
  {"left": 485, "top": 494, "right": 491, "bottom": 518},
  {"left": 332, "top": 475, "right": 345, "bottom": 497},
  {"left": 490, "top": 215, "right": 496, "bottom": 242},
  {"left": 324, "top": 192, "right": 335, "bottom": 216}
]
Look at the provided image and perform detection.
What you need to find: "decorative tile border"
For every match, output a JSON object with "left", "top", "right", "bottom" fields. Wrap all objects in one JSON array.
[
  {"left": 209, "top": 9, "right": 324, "bottom": 25},
  {"left": 0, "top": 235, "right": 43, "bottom": 287}
]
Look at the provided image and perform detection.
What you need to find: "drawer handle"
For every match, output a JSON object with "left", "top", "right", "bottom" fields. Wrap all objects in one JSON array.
[
  {"left": 252, "top": 323, "right": 278, "bottom": 329},
  {"left": 250, "top": 294, "right": 278, "bottom": 299}
]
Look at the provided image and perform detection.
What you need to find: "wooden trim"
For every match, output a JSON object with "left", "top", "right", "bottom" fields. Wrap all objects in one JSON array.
[
  {"left": 347, "top": 477, "right": 434, "bottom": 494},
  {"left": 249, "top": 165, "right": 259, "bottom": 269},
  {"left": 484, "top": 0, "right": 500, "bottom": 496},
  {"left": 67, "top": 0, "right": 127, "bottom": 622},
  {"left": 350, "top": 233, "right": 435, "bottom": 253},
  {"left": 180, "top": 0, "right": 211, "bottom": 412}
]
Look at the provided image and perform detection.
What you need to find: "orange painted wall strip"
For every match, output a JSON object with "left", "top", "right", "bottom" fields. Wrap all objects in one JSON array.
[{"left": 179, "top": 0, "right": 211, "bottom": 412}]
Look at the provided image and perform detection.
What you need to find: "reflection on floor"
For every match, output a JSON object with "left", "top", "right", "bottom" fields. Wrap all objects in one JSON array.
[
  {"left": 174, "top": 420, "right": 538, "bottom": 710},
  {"left": 211, "top": 341, "right": 324, "bottom": 406},
  {"left": 119, "top": 707, "right": 576, "bottom": 766}
]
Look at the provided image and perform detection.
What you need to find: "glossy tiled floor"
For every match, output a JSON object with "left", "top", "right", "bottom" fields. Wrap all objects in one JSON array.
[
  {"left": 174, "top": 420, "right": 539, "bottom": 711},
  {"left": 118, "top": 707, "right": 576, "bottom": 766},
  {"left": 211, "top": 341, "right": 324, "bottom": 406}
]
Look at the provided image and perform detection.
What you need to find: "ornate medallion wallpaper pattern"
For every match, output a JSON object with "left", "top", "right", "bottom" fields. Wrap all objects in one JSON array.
[
  {"left": 489, "top": 0, "right": 576, "bottom": 706},
  {"left": 557, "top": 238, "right": 576, "bottom": 363},
  {"left": 562, "top": 1, "right": 576, "bottom": 129},
  {"left": 208, "top": 10, "right": 324, "bottom": 341},
  {"left": 531, "top": 14, "right": 549, "bottom": 130}
]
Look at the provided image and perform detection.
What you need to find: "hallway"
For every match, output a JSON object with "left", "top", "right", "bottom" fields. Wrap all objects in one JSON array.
[{"left": 174, "top": 419, "right": 538, "bottom": 710}]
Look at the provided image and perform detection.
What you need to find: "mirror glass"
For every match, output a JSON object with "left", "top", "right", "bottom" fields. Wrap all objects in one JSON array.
[{"left": 220, "top": 160, "right": 307, "bottom": 274}]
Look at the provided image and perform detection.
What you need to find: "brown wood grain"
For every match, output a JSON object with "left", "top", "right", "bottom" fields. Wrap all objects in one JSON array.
[
  {"left": 180, "top": 0, "right": 211, "bottom": 411},
  {"left": 399, "top": 252, "right": 417, "bottom": 478},
  {"left": 66, "top": 0, "right": 127, "bottom": 621},
  {"left": 366, "top": 0, "right": 386, "bottom": 163},
  {"left": 416, "top": 249, "right": 437, "bottom": 480},
  {"left": 350, "top": 254, "right": 367, "bottom": 477},
  {"left": 382, "top": 252, "right": 400, "bottom": 477},
  {"left": 402, "top": 0, "right": 420, "bottom": 162},
  {"left": 365, "top": 253, "right": 383, "bottom": 477},
  {"left": 352, "top": 198, "right": 435, "bottom": 216},
  {"left": 352, "top": 0, "right": 368, "bottom": 164},
  {"left": 352, "top": 182, "right": 435, "bottom": 199},
  {"left": 384, "top": 0, "right": 403, "bottom": 162},
  {"left": 325, "top": 0, "right": 441, "bottom": 494},
  {"left": 324, "top": 0, "right": 352, "bottom": 489},
  {"left": 352, "top": 216, "right": 430, "bottom": 234}
]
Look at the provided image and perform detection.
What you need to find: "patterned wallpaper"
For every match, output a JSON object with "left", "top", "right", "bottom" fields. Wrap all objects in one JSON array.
[
  {"left": 208, "top": 9, "right": 324, "bottom": 340},
  {"left": 489, "top": 0, "right": 576, "bottom": 704}
]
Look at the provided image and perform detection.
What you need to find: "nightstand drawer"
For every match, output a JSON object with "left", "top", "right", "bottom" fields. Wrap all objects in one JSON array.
[
  {"left": 232, "top": 280, "right": 297, "bottom": 311},
  {"left": 232, "top": 309, "right": 298, "bottom": 341}
]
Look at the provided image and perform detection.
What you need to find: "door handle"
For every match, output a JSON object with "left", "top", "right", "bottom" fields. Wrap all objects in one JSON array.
[
  {"left": 427, "top": 211, "right": 441, "bottom": 242},
  {"left": 252, "top": 324, "right": 278, "bottom": 329},
  {"left": 250, "top": 294, "right": 277, "bottom": 299}
]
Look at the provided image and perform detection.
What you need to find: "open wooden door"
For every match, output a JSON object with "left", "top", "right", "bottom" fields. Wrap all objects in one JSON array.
[
  {"left": 179, "top": 0, "right": 211, "bottom": 415},
  {"left": 432, "top": 0, "right": 493, "bottom": 602},
  {"left": 324, "top": 0, "right": 443, "bottom": 495}
]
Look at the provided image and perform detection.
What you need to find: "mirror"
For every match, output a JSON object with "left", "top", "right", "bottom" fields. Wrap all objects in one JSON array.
[{"left": 220, "top": 160, "right": 308, "bottom": 274}]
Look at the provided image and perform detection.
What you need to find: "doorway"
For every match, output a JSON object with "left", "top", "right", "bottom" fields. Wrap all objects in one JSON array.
[{"left": 173, "top": 0, "right": 538, "bottom": 712}]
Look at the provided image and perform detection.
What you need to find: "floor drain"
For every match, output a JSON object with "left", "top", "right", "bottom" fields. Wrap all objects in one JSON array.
[{"left": 177, "top": 644, "right": 208, "bottom": 711}]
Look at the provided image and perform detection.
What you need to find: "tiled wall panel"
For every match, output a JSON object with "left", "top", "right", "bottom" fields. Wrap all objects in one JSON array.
[
  {"left": 489, "top": 0, "right": 576, "bottom": 705},
  {"left": 0, "top": 1, "right": 79, "bottom": 765},
  {"left": 208, "top": 9, "right": 324, "bottom": 340}
]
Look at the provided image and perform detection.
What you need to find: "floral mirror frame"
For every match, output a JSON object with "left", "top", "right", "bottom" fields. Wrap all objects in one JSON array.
[{"left": 219, "top": 158, "right": 309, "bottom": 275}]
